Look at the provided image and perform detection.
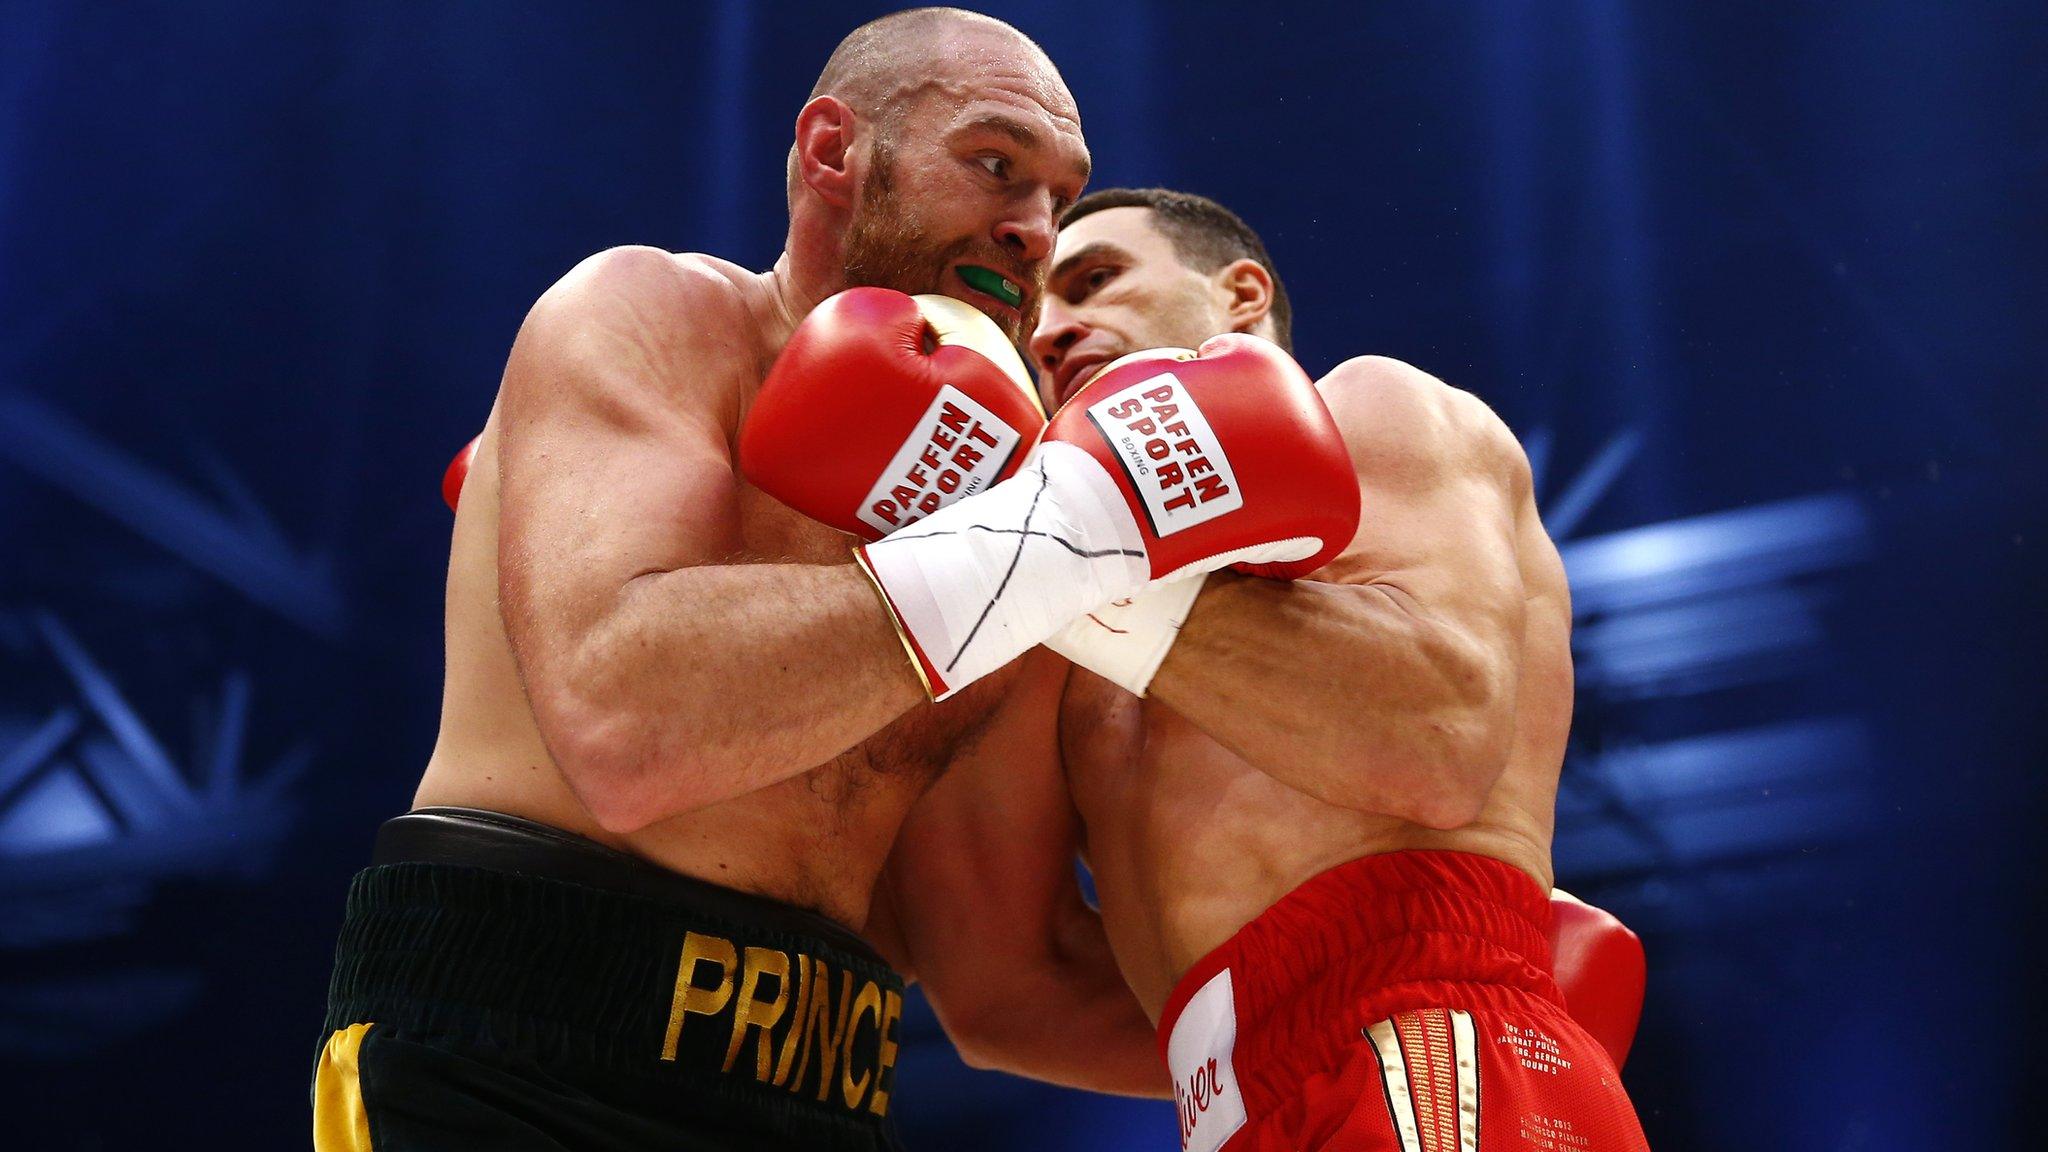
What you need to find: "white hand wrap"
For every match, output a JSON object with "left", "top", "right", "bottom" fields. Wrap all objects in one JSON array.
[
  {"left": 856, "top": 441, "right": 1151, "bottom": 699},
  {"left": 1046, "top": 573, "right": 1207, "bottom": 697}
]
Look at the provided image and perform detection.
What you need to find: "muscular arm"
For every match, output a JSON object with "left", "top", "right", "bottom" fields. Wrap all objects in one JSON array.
[
  {"left": 877, "top": 651, "right": 1166, "bottom": 1096},
  {"left": 498, "top": 247, "right": 922, "bottom": 832},
  {"left": 1146, "top": 356, "right": 1532, "bottom": 829}
]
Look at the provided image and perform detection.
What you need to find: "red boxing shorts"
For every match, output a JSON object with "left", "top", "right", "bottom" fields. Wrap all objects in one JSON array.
[{"left": 1156, "top": 850, "right": 1649, "bottom": 1152}]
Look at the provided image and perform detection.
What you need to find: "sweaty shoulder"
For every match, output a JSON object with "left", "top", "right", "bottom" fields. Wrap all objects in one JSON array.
[
  {"left": 512, "top": 246, "right": 760, "bottom": 431},
  {"left": 1315, "top": 355, "right": 1531, "bottom": 500}
]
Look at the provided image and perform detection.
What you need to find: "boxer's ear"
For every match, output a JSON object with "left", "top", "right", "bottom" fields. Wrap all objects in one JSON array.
[
  {"left": 1216, "top": 257, "right": 1276, "bottom": 336},
  {"left": 794, "top": 96, "right": 857, "bottom": 208}
]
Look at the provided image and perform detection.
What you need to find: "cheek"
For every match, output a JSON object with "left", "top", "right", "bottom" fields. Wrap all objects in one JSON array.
[
  {"left": 1116, "top": 284, "right": 1226, "bottom": 349},
  {"left": 926, "top": 169, "right": 995, "bottom": 224},
  {"left": 1191, "top": 285, "right": 1246, "bottom": 343}
]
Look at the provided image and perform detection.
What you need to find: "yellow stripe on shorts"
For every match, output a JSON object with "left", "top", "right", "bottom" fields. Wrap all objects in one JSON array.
[{"left": 313, "top": 1022, "right": 375, "bottom": 1151}]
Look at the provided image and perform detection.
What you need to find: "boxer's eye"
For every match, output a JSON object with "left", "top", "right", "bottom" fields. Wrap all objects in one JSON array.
[
  {"left": 1072, "top": 265, "right": 1118, "bottom": 301},
  {"left": 979, "top": 155, "right": 1010, "bottom": 180}
]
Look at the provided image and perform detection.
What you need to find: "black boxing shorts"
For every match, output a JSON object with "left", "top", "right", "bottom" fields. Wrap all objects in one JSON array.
[{"left": 312, "top": 808, "right": 905, "bottom": 1152}]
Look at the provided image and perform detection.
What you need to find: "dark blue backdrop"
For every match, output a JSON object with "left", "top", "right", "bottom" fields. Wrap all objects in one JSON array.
[{"left": 2, "top": 3, "right": 2041, "bottom": 1148}]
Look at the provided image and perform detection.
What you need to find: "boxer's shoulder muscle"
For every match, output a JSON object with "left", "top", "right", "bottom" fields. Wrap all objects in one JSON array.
[
  {"left": 1316, "top": 355, "right": 1532, "bottom": 501},
  {"left": 495, "top": 250, "right": 763, "bottom": 650},
  {"left": 508, "top": 246, "right": 757, "bottom": 432}
]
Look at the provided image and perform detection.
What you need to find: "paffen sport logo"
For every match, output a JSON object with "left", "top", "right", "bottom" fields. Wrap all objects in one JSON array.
[
  {"left": 858, "top": 385, "right": 1021, "bottom": 535},
  {"left": 1084, "top": 372, "right": 1243, "bottom": 536}
]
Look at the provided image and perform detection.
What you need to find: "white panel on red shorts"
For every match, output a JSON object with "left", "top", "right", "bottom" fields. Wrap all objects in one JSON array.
[{"left": 1166, "top": 968, "right": 1249, "bottom": 1152}]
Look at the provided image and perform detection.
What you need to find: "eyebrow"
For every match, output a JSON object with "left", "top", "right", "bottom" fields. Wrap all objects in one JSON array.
[
  {"left": 955, "top": 113, "right": 1093, "bottom": 184},
  {"left": 959, "top": 112, "right": 1040, "bottom": 147},
  {"left": 1049, "top": 240, "right": 1132, "bottom": 286}
]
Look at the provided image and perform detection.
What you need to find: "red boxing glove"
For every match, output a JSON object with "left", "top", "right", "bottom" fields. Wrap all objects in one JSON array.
[
  {"left": 740, "top": 288, "right": 1045, "bottom": 539},
  {"left": 857, "top": 333, "right": 1359, "bottom": 698},
  {"left": 1043, "top": 339, "right": 1364, "bottom": 695},
  {"left": 1549, "top": 890, "right": 1647, "bottom": 1069},
  {"left": 1041, "top": 333, "right": 1359, "bottom": 581},
  {"left": 443, "top": 436, "right": 479, "bottom": 512}
]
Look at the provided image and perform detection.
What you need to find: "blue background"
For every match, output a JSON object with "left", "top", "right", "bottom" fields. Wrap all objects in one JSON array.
[{"left": 1, "top": 2, "right": 2041, "bottom": 1148}]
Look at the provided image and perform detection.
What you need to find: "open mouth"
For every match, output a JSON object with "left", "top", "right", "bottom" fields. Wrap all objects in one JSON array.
[
  {"left": 1056, "top": 357, "right": 1102, "bottom": 404},
  {"left": 956, "top": 264, "right": 1024, "bottom": 309},
  {"left": 1055, "top": 350, "right": 1121, "bottom": 404}
]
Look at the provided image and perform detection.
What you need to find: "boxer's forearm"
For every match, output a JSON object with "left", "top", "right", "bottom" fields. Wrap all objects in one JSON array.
[
  {"left": 528, "top": 561, "right": 925, "bottom": 831},
  {"left": 1149, "top": 573, "right": 1517, "bottom": 828},
  {"left": 954, "top": 981, "right": 1166, "bottom": 1097},
  {"left": 882, "top": 651, "right": 1166, "bottom": 1096},
  {"left": 943, "top": 915, "right": 1168, "bottom": 1098}
]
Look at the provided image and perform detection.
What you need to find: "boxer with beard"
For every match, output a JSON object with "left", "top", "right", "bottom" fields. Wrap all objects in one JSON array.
[
  {"left": 310, "top": 11, "right": 1158, "bottom": 1151},
  {"left": 887, "top": 189, "right": 1650, "bottom": 1151}
]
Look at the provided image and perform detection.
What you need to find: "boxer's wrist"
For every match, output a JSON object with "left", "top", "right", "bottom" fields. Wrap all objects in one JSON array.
[
  {"left": 859, "top": 333, "right": 1361, "bottom": 701},
  {"left": 856, "top": 441, "right": 1150, "bottom": 700},
  {"left": 1046, "top": 573, "right": 1207, "bottom": 697}
]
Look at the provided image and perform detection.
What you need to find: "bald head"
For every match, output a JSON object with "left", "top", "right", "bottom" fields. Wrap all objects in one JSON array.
[
  {"left": 811, "top": 8, "right": 1054, "bottom": 122},
  {"left": 788, "top": 8, "right": 1074, "bottom": 204},
  {"left": 782, "top": 8, "right": 1089, "bottom": 341}
]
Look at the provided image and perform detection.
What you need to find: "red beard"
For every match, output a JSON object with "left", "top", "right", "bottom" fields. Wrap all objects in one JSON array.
[{"left": 840, "top": 154, "right": 1039, "bottom": 345}]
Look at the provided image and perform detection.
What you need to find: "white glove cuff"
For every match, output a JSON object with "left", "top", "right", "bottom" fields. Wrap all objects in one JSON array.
[
  {"left": 1046, "top": 573, "right": 1207, "bottom": 697},
  {"left": 858, "top": 441, "right": 1149, "bottom": 699}
]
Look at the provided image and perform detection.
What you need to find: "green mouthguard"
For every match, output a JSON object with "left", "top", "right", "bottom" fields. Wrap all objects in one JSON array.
[{"left": 958, "top": 265, "right": 1023, "bottom": 307}]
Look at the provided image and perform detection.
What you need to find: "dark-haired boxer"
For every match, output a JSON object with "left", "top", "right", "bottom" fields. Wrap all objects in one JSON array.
[
  {"left": 308, "top": 12, "right": 1237, "bottom": 1150},
  {"left": 886, "top": 189, "right": 1652, "bottom": 1151}
]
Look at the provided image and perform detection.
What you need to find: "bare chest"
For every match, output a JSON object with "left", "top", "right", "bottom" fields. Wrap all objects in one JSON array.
[
  {"left": 1058, "top": 677, "right": 1390, "bottom": 906},
  {"left": 1057, "top": 674, "right": 1145, "bottom": 826},
  {"left": 1059, "top": 677, "right": 1276, "bottom": 832}
]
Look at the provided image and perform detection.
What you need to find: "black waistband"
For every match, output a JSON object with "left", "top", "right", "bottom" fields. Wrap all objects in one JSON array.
[
  {"left": 329, "top": 808, "right": 905, "bottom": 1138},
  {"left": 372, "top": 807, "right": 885, "bottom": 964}
]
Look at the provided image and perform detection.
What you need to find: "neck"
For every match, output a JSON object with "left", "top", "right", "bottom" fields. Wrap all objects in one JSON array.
[{"left": 761, "top": 206, "right": 850, "bottom": 354}]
